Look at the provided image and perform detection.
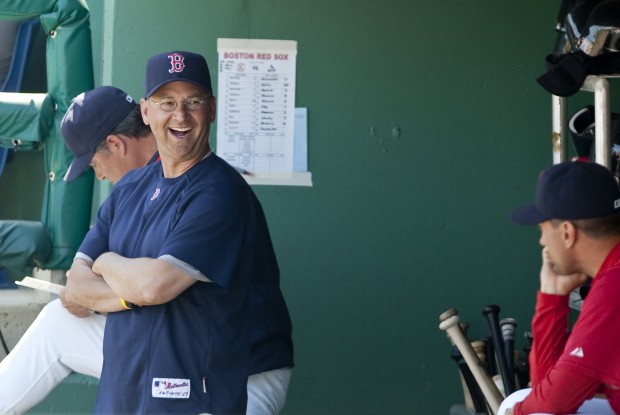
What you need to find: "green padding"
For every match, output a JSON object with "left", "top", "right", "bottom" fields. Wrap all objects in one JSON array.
[
  {"left": 0, "top": 220, "right": 52, "bottom": 277},
  {"left": 40, "top": 114, "right": 93, "bottom": 269},
  {"left": 0, "top": 1, "right": 95, "bottom": 271},
  {"left": 40, "top": 2, "right": 95, "bottom": 269},
  {"left": 0, "top": 92, "right": 53, "bottom": 151}
]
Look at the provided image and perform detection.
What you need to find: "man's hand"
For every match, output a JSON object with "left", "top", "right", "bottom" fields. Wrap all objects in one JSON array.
[
  {"left": 58, "top": 286, "right": 92, "bottom": 317},
  {"left": 539, "top": 247, "right": 589, "bottom": 295},
  {"left": 64, "top": 258, "right": 125, "bottom": 313}
]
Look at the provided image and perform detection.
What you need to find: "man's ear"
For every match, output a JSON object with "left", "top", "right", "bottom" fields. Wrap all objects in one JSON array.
[
  {"left": 140, "top": 98, "right": 150, "bottom": 125},
  {"left": 106, "top": 135, "right": 127, "bottom": 155},
  {"left": 561, "top": 221, "right": 578, "bottom": 248}
]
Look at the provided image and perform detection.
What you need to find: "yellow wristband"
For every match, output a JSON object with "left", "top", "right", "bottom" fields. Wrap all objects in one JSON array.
[{"left": 120, "top": 298, "right": 133, "bottom": 310}]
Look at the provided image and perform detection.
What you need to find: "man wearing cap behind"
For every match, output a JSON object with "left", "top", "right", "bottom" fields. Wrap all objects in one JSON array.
[
  {"left": 62, "top": 86, "right": 158, "bottom": 184},
  {"left": 500, "top": 161, "right": 620, "bottom": 415},
  {"left": 60, "top": 50, "right": 293, "bottom": 414},
  {"left": 0, "top": 86, "right": 157, "bottom": 415}
]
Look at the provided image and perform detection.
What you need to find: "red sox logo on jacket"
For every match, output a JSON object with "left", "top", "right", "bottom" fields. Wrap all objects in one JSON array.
[
  {"left": 150, "top": 187, "right": 160, "bottom": 201},
  {"left": 168, "top": 53, "right": 185, "bottom": 73}
]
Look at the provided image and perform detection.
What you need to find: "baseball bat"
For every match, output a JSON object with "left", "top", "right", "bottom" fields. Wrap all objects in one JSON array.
[
  {"left": 471, "top": 340, "right": 491, "bottom": 414},
  {"left": 523, "top": 330, "right": 533, "bottom": 349},
  {"left": 439, "top": 310, "right": 503, "bottom": 414},
  {"left": 500, "top": 317, "right": 517, "bottom": 391},
  {"left": 482, "top": 336, "right": 497, "bottom": 377},
  {"left": 440, "top": 309, "right": 478, "bottom": 411},
  {"left": 515, "top": 358, "right": 529, "bottom": 389},
  {"left": 482, "top": 305, "right": 515, "bottom": 396},
  {"left": 518, "top": 330, "right": 533, "bottom": 388},
  {"left": 451, "top": 345, "right": 489, "bottom": 414},
  {"left": 471, "top": 340, "right": 487, "bottom": 365}
]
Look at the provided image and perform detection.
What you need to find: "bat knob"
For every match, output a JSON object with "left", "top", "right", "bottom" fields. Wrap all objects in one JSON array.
[
  {"left": 500, "top": 317, "right": 517, "bottom": 327},
  {"left": 471, "top": 340, "right": 485, "bottom": 353},
  {"left": 439, "top": 314, "right": 460, "bottom": 331},
  {"left": 439, "top": 308, "right": 458, "bottom": 322},
  {"left": 482, "top": 304, "right": 500, "bottom": 316}
]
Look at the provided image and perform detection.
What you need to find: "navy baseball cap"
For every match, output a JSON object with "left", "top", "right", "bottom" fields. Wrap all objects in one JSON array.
[
  {"left": 62, "top": 86, "right": 136, "bottom": 182},
  {"left": 144, "top": 51, "right": 212, "bottom": 98},
  {"left": 537, "top": 53, "right": 588, "bottom": 97},
  {"left": 510, "top": 161, "right": 620, "bottom": 225}
]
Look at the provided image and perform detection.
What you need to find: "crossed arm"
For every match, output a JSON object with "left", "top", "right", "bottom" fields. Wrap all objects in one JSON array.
[{"left": 62, "top": 252, "right": 198, "bottom": 315}]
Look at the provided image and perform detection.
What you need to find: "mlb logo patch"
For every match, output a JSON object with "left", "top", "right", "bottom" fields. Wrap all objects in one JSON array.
[{"left": 152, "top": 377, "right": 191, "bottom": 399}]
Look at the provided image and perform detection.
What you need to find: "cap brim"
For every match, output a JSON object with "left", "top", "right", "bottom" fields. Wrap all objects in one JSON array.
[
  {"left": 64, "top": 150, "right": 94, "bottom": 182},
  {"left": 537, "top": 53, "right": 588, "bottom": 97},
  {"left": 510, "top": 203, "right": 550, "bottom": 226},
  {"left": 145, "top": 79, "right": 212, "bottom": 98}
]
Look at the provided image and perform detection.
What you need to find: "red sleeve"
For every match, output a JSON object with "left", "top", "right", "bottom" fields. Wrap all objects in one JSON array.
[
  {"left": 513, "top": 365, "right": 601, "bottom": 415},
  {"left": 529, "top": 291, "right": 570, "bottom": 386},
  {"left": 514, "top": 292, "right": 602, "bottom": 415}
]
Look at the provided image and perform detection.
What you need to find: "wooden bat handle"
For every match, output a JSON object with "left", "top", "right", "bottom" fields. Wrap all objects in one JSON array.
[{"left": 440, "top": 313, "right": 503, "bottom": 414}]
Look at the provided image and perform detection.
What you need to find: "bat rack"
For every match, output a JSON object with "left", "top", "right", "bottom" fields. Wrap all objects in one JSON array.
[
  {"left": 552, "top": 75, "right": 620, "bottom": 170},
  {"left": 552, "top": 75, "right": 620, "bottom": 312}
]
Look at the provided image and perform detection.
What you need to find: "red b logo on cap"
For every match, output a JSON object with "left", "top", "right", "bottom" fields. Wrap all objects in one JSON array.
[{"left": 168, "top": 53, "right": 185, "bottom": 73}]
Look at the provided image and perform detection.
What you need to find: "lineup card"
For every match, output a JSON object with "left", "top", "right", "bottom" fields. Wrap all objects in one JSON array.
[
  {"left": 216, "top": 38, "right": 297, "bottom": 177},
  {"left": 15, "top": 276, "right": 63, "bottom": 294}
]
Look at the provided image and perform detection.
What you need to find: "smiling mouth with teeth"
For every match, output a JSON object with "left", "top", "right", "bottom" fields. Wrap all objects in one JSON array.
[{"left": 170, "top": 127, "right": 191, "bottom": 137}]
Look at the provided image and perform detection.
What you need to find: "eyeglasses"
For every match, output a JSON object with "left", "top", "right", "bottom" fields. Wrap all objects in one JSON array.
[{"left": 149, "top": 96, "right": 211, "bottom": 112}]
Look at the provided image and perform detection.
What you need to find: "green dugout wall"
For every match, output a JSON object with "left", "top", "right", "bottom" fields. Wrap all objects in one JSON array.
[{"left": 6, "top": 0, "right": 616, "bottom": 413}]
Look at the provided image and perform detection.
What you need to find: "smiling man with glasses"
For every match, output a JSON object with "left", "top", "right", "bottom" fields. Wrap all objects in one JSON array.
[{"left": 58, "top": 51, "right": 294, "bottom": 415}]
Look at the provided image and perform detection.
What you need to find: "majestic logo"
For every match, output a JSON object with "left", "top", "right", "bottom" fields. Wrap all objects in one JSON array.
[
  {"left": 168, "top": 53, "right": 185, "bottom": 73},
  {"left": 152, "top": 378, "right": 190, "bottom": 399},
  {"left": 570, "top": 346, "right": 584, "bottom": 358}
]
